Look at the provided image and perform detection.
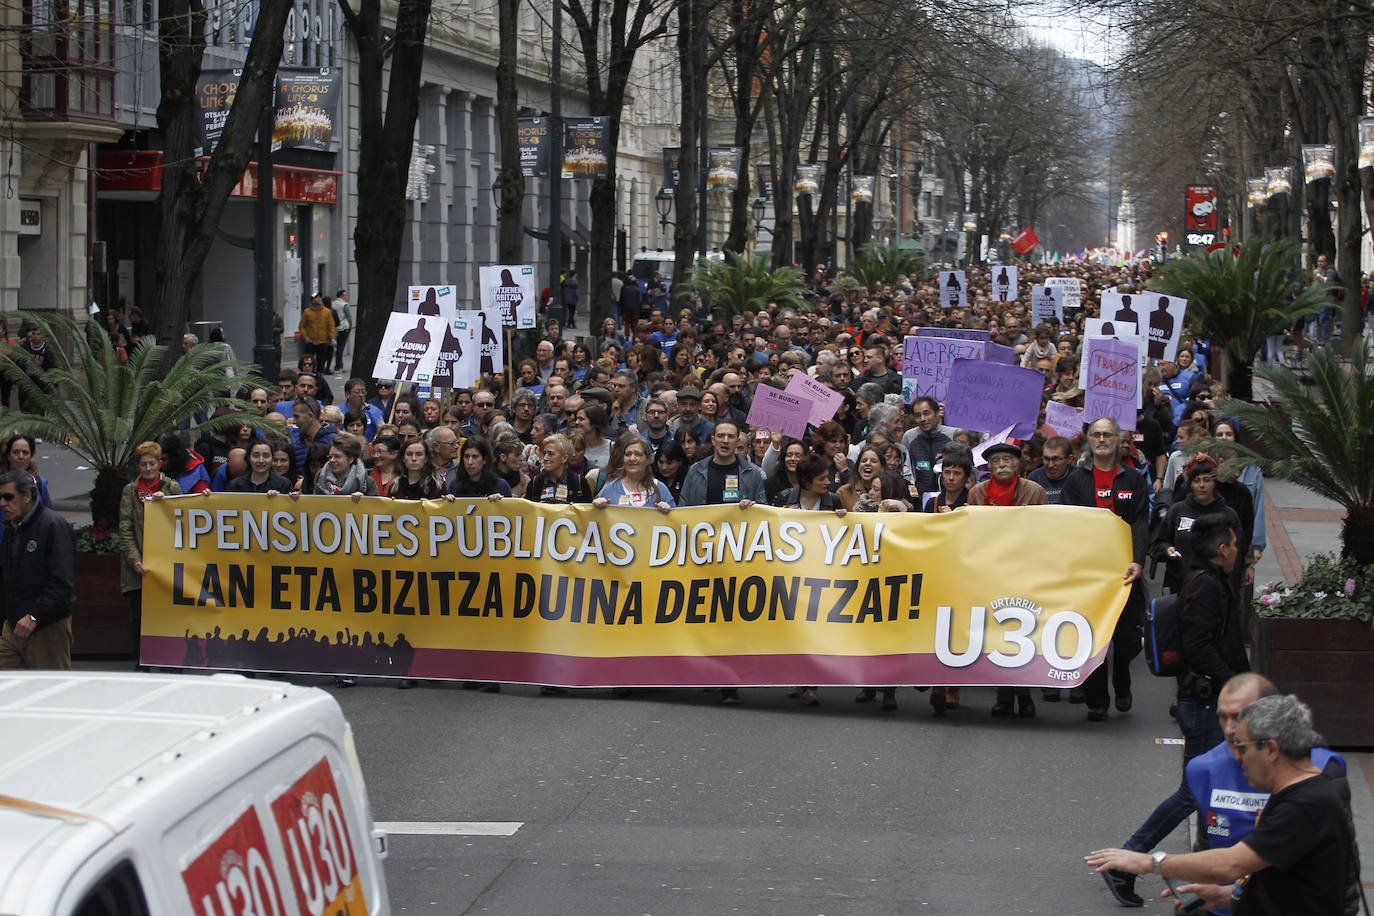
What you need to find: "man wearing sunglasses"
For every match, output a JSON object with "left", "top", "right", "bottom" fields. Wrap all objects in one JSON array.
[
  {"left": 0, "top": 470, "right": 75, "bottom": 669},
  {"left": 1088, "top": 693, "right": 1356, "bottom": 915}
]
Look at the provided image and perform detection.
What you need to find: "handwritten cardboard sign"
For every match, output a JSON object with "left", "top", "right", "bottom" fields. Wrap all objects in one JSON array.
[
  {"left": 902, "top": 335, "right": 986, "bottom": 403},
  {"left": 942, "top": 360, "right": 1044, "bottom": 439},
  {"left": 1044, "top": 400, "right": 1086, "bottom": 437},
  {"left": 1083, "top": 336, "right": 1139, "bottom": 431}
]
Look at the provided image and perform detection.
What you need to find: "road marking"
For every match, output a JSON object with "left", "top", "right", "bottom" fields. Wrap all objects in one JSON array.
[
  {"left": 1154, "top": 738, "right": 1184, "bottom": 745},
  {"left": 375, "top": 821, "right": 522, "bottom": 836}
]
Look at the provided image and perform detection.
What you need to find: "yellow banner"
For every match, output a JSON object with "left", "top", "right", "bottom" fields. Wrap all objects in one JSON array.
[{"left": 141, "top": 495, "right": 1131, "bottom": 687}]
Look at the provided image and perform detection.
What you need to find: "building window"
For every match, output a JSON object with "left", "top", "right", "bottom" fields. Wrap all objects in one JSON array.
[{"left": 21, "top": 0, "right": 116, "bottom": 123}]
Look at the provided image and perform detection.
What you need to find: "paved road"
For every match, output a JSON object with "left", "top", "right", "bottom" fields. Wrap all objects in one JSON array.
[{"left": 302, "top": 667, "right": 1370, "bottom": 915}]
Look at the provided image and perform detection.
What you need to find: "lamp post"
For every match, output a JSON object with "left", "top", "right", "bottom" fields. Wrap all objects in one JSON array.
[{"left": 655, "top": 187, "right": 675, "bottom": 235}]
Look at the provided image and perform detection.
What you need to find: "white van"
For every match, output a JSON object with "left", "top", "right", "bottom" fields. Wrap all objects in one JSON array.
[{"left": 0, "top": 672, "right": 390, "bottom": 915}]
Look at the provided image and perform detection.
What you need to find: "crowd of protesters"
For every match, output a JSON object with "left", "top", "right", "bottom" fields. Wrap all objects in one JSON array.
[{"left": 2, "top": 259, "right": 1269, "bottom": 708}]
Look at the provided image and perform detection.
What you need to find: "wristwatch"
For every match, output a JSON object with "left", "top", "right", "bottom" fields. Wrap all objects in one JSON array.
[{"left": 1152, "top": 851, "right": 1168, "bottom": 874}]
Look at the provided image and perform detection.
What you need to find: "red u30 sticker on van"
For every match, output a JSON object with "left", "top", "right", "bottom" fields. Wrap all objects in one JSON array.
[
  {"left": 269, "top": 758, "right": 368, "bottom": 916},
  {"left": 182, "top": 806, "right": 290, "bottom": 916}
]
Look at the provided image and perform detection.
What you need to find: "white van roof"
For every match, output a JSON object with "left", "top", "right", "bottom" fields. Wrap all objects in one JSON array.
[{"left": 0, "top": 672, "right": 369, "bottom": 912}]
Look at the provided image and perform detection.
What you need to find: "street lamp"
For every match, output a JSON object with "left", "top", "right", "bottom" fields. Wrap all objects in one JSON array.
[
  {"left": 751, "top": 196, "right": 769, "bottom": 236},
  {"left": 491, "top": 173, "right": 507, "bottom": 221},
  {"left": 655, "top": 187, "right": 675, "bottom": 232}
]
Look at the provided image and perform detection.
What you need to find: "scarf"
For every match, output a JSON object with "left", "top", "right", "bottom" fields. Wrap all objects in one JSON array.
[
  {"left": 985, "top": 474, "right": 1017, "bottom": 506},
  {"left": 316, "top": 458, "right": 370, "bottom": 495}
]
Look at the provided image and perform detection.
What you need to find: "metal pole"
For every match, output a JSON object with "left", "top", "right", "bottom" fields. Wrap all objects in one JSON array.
[
  {"left": 697, "top": 0, "right": 707, "bottom": 261},
  {"left": 548, "top": 0, "right": 564, "bottom": 326},
  {"left": 253, "top": 95, "right": 278, "bottom": 381}
]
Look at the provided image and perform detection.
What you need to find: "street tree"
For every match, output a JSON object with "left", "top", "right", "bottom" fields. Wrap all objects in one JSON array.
[
  {"left": 150, "top": 0, "right": 293, "bottom": 355},
  {"left": 339, "top": 0, "right": 436, "bottom": 381}
]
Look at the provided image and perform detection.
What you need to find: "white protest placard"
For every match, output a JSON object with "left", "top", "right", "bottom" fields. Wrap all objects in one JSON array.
[
  {"left": 902, "top": 335, "right": 985, "bottom": 403},
  {"left": 468, "top": 309, "right": 504, "bottom": 375},
  {"left": 479, "top": 265, "right": 537, "bottom": 329},
  {"left": 1100, "top": 291, "right": 1145, "bottom": 329},
  {"left": 938, "top": 270, "right": 967, "bottom": 310},
  {"left": 745, "top": 385, "right": 811, "bottom": 439},
  {"left": 1083, "top": 337, "right": 1139, "bottom": 431},
  {"left": 1083, "top": 317, "right": 1145, "bottom": 408},
  {"left": 784, "top": 371, "right": 842, "bottom": 427},
  {"left": 1030, "top": 285, "right": 1063, "bottom": 327},
  {"left": 1141, "top": 293, "right": 1187, "bottom": 363},
  {"left": 1044, "top": 400, "right": 1086, "bottom": 437},
  {"left": 371, "top": 312, "right": 445, "bottom": 384},
  {"left": 991, "top": 265, "right": 1019, "bottom": 302},
  {"left": 408, "top": 284, "right": 458, "bottom": 319},
  {"left": 1045, "top": 276, "right": 1081, "bottom": 309},
  {"left": 431, "top": 313, "right": 480, "bottom": 389}
]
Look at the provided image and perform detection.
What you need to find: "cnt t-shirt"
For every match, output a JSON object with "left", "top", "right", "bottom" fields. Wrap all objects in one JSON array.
[
  {"left": 1233, "top": 772, "right": 1351, "bottom": 915},
  {"left": 1093, "top": 465, "right": 1116, "bottom": 509}
]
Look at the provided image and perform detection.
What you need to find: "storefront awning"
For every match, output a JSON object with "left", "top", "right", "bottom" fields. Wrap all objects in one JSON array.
[{"left": 96, "top": 151, "right": 340, "bottom": 205}]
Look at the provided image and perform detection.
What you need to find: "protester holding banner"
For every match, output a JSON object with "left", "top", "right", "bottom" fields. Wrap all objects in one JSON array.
[
  {"left": 366, "top": 436, "right": 401, "bottom": 497},
  {"left": 1061, "top": 417, "right": 1149, "bottom": 721},
  {"left": 651, "top": 440, "right": 689, "bottom": 505},
  {"left": 835, "top": 445, "right": 885, "bottom": 511},
  {"left": 900, "top": 397, "right": 950, "bottom": 497},
  {"left": 391, "top": 439, "right": 444, "bottom": 500},
  {"left": 592, "top": 435, "right": 674, "bottom": 512},
  {"left": 310, "top": 433, "right": 378, "bottom": 499},
  {"left": 926, "top": 442, "right": 974, "bottom": 513},
  {"left": 119, "top": 441, "right": 182, "bottom": 667},
  {"left": 447, "top": 437, "right": 511, "bottom": 501},
  {"left": 528, "top": 434, "right": 593, "bottom": 504},
  {"left": 1028, "top": 436, "right": 1085, "bottom": 506},
  {"left": 227, "top": 441, "right": 292, "bottom": 495}
]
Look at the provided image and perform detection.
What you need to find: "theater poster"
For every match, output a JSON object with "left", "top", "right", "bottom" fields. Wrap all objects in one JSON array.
[
  {"left": 851, "top": 176, "right": 875, "bottom": 204},
  {"left": 271, "top": 68, "right": 339, "bottom": 152},
  {"left": 563, "top": 117, "right": 610, "bottom": 178},
  {"left": 518, "top": 117, "right": 550, "bottom": 178},
  {"left": 756, "top": 163, "right": 774, "bottom": 200},
  {"left": 662, "top": 147, "right": 681, "bottom": 190},
  {"left": 794, "top": 164, "right": 821, "bottom": 197},
  {"left": 194, "top": 69, "right": 242, "bottom": 157},
  {"left": 707, "top": 147, "right": 743, "bottom": 190}
]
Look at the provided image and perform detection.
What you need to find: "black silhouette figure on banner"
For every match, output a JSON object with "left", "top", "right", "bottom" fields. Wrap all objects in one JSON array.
[
  {"left": 432, "top": 320, "right": 466, "bottom": 388},
  {"left": 946, "top": 271, "right": 962, "bottom": 292},
  {"left": 1113, "top": 294, "right": 1139, "bottom": 327},
  {"left": 478, "top": 311, "right": 500, "bottom": 376},
  {"left": 495, "top": 269, "right": 522, "bottom": 326},
  {"left": 1101, "top": 321, "right": 1118, "bottom": 337},
  {"left": 416, "top": 287, "right": 441, "bottom": 316},
  {"left": 995, "top": 268, "right": 1010, "bottom": 300},
  {"left": 182, "top": 625, "right": 417, "bottom": 677},
  {"left": 1147, "top": 296, "right": 1174, "bottom": 361},
  {"left": 395, "top": 318, "right": 432, "bottom": 380}
]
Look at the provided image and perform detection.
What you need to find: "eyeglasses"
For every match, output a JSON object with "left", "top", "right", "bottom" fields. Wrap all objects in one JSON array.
[
  {"left": 1231, "top": 739, "right": 1268, "bottom": 754},
  {"left": 377, "top": 383, "right": 393, "bottom": 390},
  {"left": 1089, "top": 431, "right": 1117, "bottom": 440},
  {"left": 0, "top": 492, "right": 15, "bottom": 502}
]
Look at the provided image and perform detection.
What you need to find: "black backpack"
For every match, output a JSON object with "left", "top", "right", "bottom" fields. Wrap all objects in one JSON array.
[{"left": 1145, "top": 570, "right": 1204, "bottom": 677}]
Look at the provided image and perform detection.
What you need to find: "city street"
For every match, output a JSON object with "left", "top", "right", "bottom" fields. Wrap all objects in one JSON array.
[{"left": 41, "top": 434, "right": 1374, "bottom": 913}]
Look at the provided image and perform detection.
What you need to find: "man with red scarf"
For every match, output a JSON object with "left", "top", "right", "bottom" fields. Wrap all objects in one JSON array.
[
  {"left": 1062, "top": 416, "right": 1150, "bottom": 722},
  {"left": 968, "top": 441, "right": 1047, "bottom": 717}
]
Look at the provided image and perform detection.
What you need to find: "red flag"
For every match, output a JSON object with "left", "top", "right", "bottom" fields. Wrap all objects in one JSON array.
[{"left": 1010, "top": 227, "right": 1039, "bottom": 254}]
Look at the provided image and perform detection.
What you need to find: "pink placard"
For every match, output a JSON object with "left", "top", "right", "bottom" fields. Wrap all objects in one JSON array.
[
  {"left": 745, "top": 385, "right": 811, "bottom": 439},
  {"left": 784, "top": 372, "right": 842, "bottom": 427}
]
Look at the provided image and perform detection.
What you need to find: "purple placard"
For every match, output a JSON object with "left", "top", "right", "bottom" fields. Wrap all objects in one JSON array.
[
  {"left": 1083, "top": 337, "right": 1139, "bottom": 431},
  {"left": 987, "top": 342, "right": 1016, "bottom": 365},
  {"left": 745, "top": 385, "right": 811, "bottom": 439},
  {"left": 901, "top": 335, "right": 986, "bottom": 403},
  {"left": 942, "top": 359, "right": 1044, "bottom": 439},
  {"left": 1044, "top": 400, "right": 1086, "bottom": 436},
  {"left": 784, "top": 372, "right": 842, "bottom": 427},
  {"left": 915, "top": 327, "right": 990, "bottom": 347}
]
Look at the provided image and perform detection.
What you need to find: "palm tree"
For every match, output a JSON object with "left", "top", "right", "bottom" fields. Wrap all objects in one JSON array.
[
  {"left": 843, "top": 243, "right": 924, "bottom": 289},
  {"left": 1215, "top": 345, "right": 1374, "bottom": 566},
  {"left": 1150, "top": 236, "right": 1333, "bottom": 399},
  {"left": 684, "top": 250, "right": 810, "bottom": 315},
  {"left": 0, "top": 312, "right": 277, "bottom": 526}
]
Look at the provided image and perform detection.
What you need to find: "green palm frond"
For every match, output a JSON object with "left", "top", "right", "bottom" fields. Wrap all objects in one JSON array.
[
  {"left": 0, "top": 311, "right": 277, "bottom": 490},
  {"left": 1150, "top": 236, "right": 1330, "bottom": 370},
  {"left": 844, "top": 244, "right": 924, "bottom": 288},
  {"left": 1212, "top": 346, "right": 1374, "bottom": 515},
  {"left": 684, "top": 251, "right": 810, "bottom": 315}
]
